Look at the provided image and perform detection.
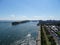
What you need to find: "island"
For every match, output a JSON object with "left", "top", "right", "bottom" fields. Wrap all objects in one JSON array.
[{"left": 12, "top": 20, "right": 30, "bottom": 25}]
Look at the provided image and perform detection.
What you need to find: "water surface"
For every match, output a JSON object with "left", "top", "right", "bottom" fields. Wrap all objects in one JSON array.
[{"left": 0, "top": 21, "right": 39, "bottom": 45}]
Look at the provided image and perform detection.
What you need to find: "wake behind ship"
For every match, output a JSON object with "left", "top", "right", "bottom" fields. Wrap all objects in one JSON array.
[
  {"left": 11, "top": 34, "right": 36, "bottom": 45},
  {"left": 21, "top": 34, "right": 36, "bottom": 45}
]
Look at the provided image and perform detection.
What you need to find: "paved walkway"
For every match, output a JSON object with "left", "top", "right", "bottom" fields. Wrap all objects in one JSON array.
[{"left": 36, "top": 26, "right": 41, "bottom": 45}]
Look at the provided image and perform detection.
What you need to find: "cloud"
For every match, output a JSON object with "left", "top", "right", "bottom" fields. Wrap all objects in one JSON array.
[{"left": 0, "top": 15, "right": 60, "bottom": 20}]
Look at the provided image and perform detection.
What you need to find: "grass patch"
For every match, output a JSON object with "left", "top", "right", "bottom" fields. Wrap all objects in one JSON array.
[
  {"left": 41, "top": 25, "right": 51, "bottom": 45},
  {"left": 56, "top": 31, "right": 60, "bottom": 37}
]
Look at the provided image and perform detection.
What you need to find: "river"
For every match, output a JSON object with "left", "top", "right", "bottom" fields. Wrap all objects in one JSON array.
[{"left": 0, "top": 21, "right": 39, "bottom": 45}]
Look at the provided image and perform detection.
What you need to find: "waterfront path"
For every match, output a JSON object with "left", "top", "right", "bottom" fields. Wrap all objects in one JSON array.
[{"left": 36, "top": 25, "right": 41, "bottom": 45}]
